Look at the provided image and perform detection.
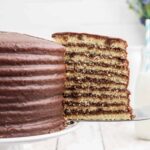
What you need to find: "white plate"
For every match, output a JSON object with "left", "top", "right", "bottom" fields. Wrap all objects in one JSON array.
[{"left": 0, "top": 122, "right": 80, "bottom": 144}]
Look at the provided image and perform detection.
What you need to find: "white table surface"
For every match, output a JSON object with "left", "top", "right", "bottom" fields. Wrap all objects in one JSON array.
[
  {"left": 0, "top": 0, "right": 149, "bottom": 149},
  {"left": 14, "top": 122, "right": 149, "bottom": 150}
]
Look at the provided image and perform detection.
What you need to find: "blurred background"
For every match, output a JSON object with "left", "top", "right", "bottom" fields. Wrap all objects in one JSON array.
[
  {"left": 0, "top": 0, "right": 150, "bottom": 150},
  {"left": 0, "top": 0, "right": 145, "bottom": 45}
]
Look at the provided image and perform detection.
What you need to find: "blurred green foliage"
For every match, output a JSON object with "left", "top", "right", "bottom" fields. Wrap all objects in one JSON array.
[{"left": 127, "top": 0, "right": 150, "bottom": 24}]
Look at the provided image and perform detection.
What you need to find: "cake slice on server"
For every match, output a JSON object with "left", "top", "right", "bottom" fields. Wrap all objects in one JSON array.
[{"left": 52, "top": 32, "right": 133, "bottom": 120}]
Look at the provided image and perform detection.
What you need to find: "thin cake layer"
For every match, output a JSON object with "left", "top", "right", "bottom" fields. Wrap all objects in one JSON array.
[
  {"left": 65, "top": 113, "right": 132, "bottom": 120},
  {"left": 65, "top": 46, "right": 127, "bottom": 59},
  {"left": 64, "top": 89, "right": 130, "bottom": 98},
  {"left": 67, "top": 62, "right": 127, "bottom": 71},
  {"left": 65, "top": 97, "right": 129, "bottom": 105},
  {"left": 64, "top": 105, "right": 129, "bottom": 112},
  {"left": 65, "top": 105, "right": 132, "bottom": 120},
  {"left": 66, "top": 72, "right": 128, "bottom": 85},
  {"left": 65, "top": 81, "right": 127, "bottom": 90},
  {"left": 66, "top": 64, "right": 128, "bottom": 76},
  {"left": 65, "top": 55, "right": 128, "bottom": 67},
  {"left": 52, "top": 32, "right": 128, "bottom": 50}
]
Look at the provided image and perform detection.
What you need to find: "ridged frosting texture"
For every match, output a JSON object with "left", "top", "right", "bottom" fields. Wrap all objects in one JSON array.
[{"left": 0, "top": 32, "right": 65, "bottom": 137}]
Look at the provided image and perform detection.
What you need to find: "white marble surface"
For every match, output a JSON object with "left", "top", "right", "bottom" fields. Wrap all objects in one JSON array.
[{"left": 0, "top": 0, "right": 149, "bottom": 149}]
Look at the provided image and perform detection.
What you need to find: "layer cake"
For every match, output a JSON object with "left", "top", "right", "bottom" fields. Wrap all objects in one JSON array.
[
  {"left": 52, "top": 32, "right": 133, "bottom": 120},
  {"left": 0, "top": 32, "right": 65, "bottom": 137}
]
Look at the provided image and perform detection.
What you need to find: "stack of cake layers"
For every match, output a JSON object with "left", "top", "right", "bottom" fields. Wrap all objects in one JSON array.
[{"left": 52, "top": 32, "right": 133, "bottom": 120}]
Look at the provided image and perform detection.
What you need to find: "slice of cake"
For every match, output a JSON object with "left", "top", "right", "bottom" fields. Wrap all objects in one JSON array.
[
  {"left": 52, "top": 32, "right": 133, "bottom": 120},
  {"left": 0, "top": 32, "right": 65, "bottom": 137}
]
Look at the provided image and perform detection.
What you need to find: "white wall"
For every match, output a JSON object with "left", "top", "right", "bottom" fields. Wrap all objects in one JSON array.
[{"left": 0, "top": 0, "right": 145, "bottom": 46}]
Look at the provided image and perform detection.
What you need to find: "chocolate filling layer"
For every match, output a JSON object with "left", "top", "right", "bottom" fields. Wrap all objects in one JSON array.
[
  {"left": 65, "top": 53, "right": 128, "bottom": 64},
  {"left": 64, "top": 93, "right": 130, "bottom": 99},
  {"left": 64, "top": 101, "right": 129, "bottom": 107},
  {"left": 67, "top": 61, "right": 128, "bottom": 70},
  {"left": 66, "top": 51, "right": 126, "bottom": 60},
  {"left": 65, "top": 86, "right": 128, "bottom": 92},
  {"left": 66, "top": 68, "right": 129, "bottom": 78},
  {"left": 52, "top": 32, "right": 128, "bottom": 49},
  {"left": 64, "top": 43, "right": 127, "bottom": 52},
  {"left": 64, "top": 109, "right": 131, "bottom": 115},
  {"left": 66, "top": 77, "right": 128, "bottom": 86}
]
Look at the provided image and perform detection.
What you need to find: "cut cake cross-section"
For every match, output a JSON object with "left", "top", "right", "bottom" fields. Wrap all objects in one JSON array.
[{"left": 52, "top": 32, "right": 133, "bottom": 120}]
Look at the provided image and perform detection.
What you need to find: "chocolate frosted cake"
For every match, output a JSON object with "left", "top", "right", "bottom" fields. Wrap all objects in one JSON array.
[
  {"left": 0, "top": 32, "right": 65, "bottom": 137},
  {"left": 52, "top": 32, "right": 133, "bottom": 120}
]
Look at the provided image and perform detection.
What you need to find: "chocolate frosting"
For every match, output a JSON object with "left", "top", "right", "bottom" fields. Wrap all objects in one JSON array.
[
  {"left": 0, "top": 32, "right": 65, "bottom": 138},
  {"left": 0, "top": 32, "right": 65, "bottom": 53}
]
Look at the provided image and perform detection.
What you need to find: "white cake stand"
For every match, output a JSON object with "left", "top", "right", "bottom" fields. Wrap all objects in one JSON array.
[
  {"left": 1, "top": 106, "right": 150, "bottom": 150},
  {"left": 0, "top": 122, "right": 80, "bottom": 150}
]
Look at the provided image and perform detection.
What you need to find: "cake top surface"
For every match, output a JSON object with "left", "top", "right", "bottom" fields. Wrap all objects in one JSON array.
[
  {"left": 0, "top": 31, "right": 65, "bottom": 52},
  {"left": 52, "top": 32, "right": 127, "bottom": 47},
  {"left": 52, "top": 32, "right": 126, "bottom": 41}
]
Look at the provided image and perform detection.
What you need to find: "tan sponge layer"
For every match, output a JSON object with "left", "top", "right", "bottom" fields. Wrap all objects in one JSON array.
[
  {"left": 65, "top": 97, "right": 129, "bottom": 105},
  {"left": 64, "top": 89, "right": 130, "bottom": 97},
  {"left": 65, "top": 81, "right": 127, "bottom": 90},
  {"left": 64, "top": 105, "right": 128, "bottom": 112},
  {"left": 65, "top": 55, "right": 128, "bottom": 67},
  {"left": 65, "top": 113, "right": 132, "bottom": 120},
  {"left": 66, "top": 64, "right": 128, "bottom": 76},
  {"left": 66, "top": 72, "right": 128, "bottom": 85},
  {"left": 66, "top": 46, "right": 127, "bottom": 59},
  {"left": 52, "top": 32, "right": 128, "bottom": 50}
]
